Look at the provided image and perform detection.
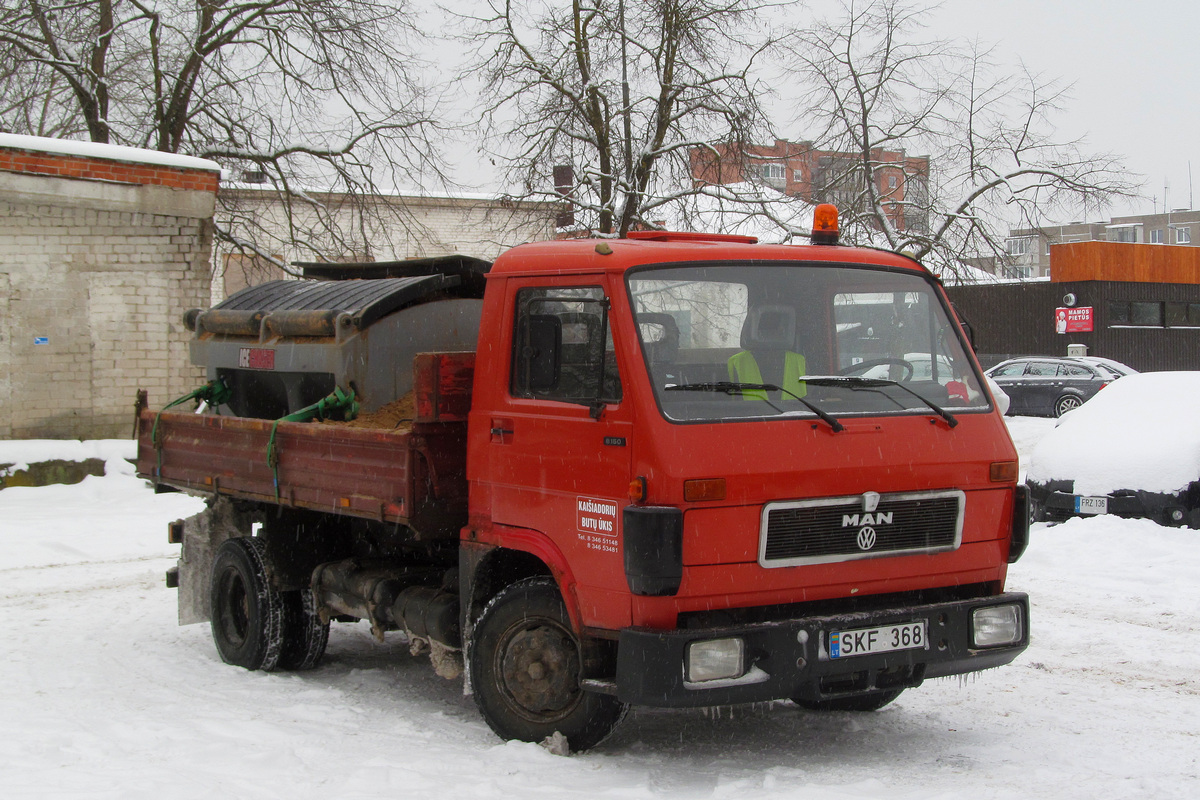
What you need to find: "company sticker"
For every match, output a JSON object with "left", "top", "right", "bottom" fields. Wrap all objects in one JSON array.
[
  {"left": 576, "top": 496, "right": 619, "bottom": 554},
  {"left": 238, "top": 347, "right": 276, "bottom": 370}
]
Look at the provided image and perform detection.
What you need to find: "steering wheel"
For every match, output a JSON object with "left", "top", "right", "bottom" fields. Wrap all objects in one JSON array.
[{"left": 839, "top": 357, "right": 914, "bottom": 382}]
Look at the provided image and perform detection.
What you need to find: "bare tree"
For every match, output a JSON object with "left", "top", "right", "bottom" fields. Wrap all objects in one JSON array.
[
  {"left": 778, "top": 0, "right": 1136, "bottom": 273},
  {"left": 462, "top": 0, "right": 775, "bottom": 237},
  {"left": 0, "top": 0, "right": 445, "bottom": 271}
]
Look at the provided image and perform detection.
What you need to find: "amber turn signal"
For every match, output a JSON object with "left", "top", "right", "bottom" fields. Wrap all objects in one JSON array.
[
  {"left": 989, "top": 461, "right": 1019, "bottom": 482},
  {"left": 684, "top": 478, "right": 727, "bottom": 502}
]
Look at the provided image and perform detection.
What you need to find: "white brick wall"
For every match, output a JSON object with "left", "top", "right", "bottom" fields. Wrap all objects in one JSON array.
[{"left": 0, "top": 196, "right": 211, "bottom": 439}]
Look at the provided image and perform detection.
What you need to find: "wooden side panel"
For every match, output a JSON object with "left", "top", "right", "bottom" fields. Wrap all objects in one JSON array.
[
  {"left": 136, "top": 408, "right": 419, "bottom": 525},
  {"left": 1053, "top": 241, "right": 1200, "bottom": 284}
]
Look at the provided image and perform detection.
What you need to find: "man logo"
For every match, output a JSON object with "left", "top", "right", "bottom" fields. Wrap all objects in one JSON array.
[{"left": 857, "top": 526, "right": 877, "bottom": 551}]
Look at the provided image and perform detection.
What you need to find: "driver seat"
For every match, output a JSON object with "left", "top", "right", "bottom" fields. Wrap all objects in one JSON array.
[{"left": 728, "top": 305, "right": 807, "bottom": 399}]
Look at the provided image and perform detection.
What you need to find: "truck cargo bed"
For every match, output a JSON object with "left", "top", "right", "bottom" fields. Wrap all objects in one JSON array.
[{"left": 135, "top": 353, "right": 473, "bottom": 538}]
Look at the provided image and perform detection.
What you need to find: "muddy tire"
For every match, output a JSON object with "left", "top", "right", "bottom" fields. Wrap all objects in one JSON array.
[
  {"left": 278, "top": 588, "right": 329, "bottom": 671},
  {"left": 469, "top": 577, "right": 627, "bottom": 751},
  {"left": 793, "top": 688, "right": 904, "bottom": 712},
  {"left": 210, "top": 537, "right": 284, "bottom": 671}
]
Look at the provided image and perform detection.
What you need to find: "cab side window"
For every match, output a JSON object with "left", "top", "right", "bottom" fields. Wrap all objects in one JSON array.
[{"left": 511, "top": 286, "right": 622, "bottom": 404}]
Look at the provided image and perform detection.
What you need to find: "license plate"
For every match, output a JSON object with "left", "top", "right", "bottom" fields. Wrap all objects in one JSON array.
[
  {"left": 830, "top": 621, "right": 927, "bottom": 658},
  {"left": 1074, "top": 495, "right": 1108, "bottom": 515}
]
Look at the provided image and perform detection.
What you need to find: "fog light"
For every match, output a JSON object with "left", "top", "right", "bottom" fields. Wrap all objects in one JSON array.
[
  {"left": 972, "top": 604, "right": 1023, "bottom": 648},
  {"left": 686, "top": 638, "right": 744, "bottom": 682}
]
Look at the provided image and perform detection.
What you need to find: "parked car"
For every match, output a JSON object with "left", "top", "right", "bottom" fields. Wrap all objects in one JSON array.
[
  {"left": 1027, "top": 372, "right": 1200, "bottom": 527},
  {"left": 1069, "top": 356, "right": 1139, "bottom": 379},
  {"left": 984, "top": 356, "right": 1133, "bottom": 417}
]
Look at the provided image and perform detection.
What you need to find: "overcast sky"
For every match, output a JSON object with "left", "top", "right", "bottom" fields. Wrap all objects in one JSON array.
[
  {"left": 439, "top": 0, "right": 1193, "bottom": 224},
  {"left": 933, "top": 0, "right": 1197, "bottom": 219}
]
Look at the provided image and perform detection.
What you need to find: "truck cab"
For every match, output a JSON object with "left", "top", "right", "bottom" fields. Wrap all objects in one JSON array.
[{"left": 461, "top": 230, "right": 1028, "bottom": 745}]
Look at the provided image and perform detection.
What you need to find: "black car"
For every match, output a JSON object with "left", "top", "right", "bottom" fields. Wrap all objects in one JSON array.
[{"left": 984, "top": 357, "right": 1131, "bottom": 417}]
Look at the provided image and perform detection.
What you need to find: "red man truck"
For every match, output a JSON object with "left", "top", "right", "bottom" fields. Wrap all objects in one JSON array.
[{"left": 137, "top": 206, "right": 1029, "bottom": 751}]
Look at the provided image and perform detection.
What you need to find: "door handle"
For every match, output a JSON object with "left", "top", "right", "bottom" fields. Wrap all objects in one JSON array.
[{"left": 490, "top": 418, "right": 514, "bottom": 443}]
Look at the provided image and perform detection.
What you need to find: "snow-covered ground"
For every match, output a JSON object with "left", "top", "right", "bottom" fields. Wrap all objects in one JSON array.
[{"left": 2, "top": 420, "right": 1197, "bottom": 799}]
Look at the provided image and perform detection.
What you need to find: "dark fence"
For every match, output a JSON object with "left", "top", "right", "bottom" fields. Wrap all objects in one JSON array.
[{"left": 944, "top": 281, "right": 1200, "bottom": 372}]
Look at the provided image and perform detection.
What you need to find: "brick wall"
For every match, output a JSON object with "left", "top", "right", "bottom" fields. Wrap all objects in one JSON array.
[{"left": 0, "top": 138, "right": 218, "bottom": 439}]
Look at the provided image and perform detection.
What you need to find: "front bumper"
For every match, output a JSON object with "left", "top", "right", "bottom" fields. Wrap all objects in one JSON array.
[{"left": 614, "top": 592, "right": 1029, "bottom": 707}]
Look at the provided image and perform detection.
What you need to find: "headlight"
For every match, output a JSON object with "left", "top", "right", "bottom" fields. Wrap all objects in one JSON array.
[
  {"left": 972, "top": 604, "right": 1024, "bottom": 648},
  {"left": 686, "top": 638, "right": 744, "bottom": 682}
]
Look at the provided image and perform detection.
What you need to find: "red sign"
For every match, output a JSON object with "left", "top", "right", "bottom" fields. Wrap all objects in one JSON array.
[
  {"left": 238, "top": 347, "right": 276, "bottom": 370},
  {"left": 1055, "top": 307, "right": 1093, "bottom": 334}
]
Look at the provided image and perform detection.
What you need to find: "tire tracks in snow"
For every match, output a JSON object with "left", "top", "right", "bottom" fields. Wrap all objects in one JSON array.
[{"left": 0, "top": 556, "right": 173, "bottom": 605}]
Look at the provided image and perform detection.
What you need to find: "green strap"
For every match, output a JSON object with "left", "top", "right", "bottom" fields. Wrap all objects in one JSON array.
[
  {"left": 267, "top": 386, "right": 359, "bottom": 500},
  {"left": 152, "top": 379, "right": 232, "bottom": 477}
]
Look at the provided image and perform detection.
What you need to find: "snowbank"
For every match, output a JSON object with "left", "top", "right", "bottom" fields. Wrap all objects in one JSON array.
[
  {"left": 0, "top": 438, "right": 135, "bottom": 476},
  {"left": 1027, "top": 372, "right": 1200, "bottom": 494}
]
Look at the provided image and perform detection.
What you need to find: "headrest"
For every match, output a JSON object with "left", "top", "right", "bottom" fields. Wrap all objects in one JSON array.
[
  {"left": 741, "top": 305, "right": 795, "bottom": 349},
  {"left": 637, "top": 312, "right": 679, "bottom": 343},
  {"left": 637, "top": 312, "right": 680, "bottom": 363}
]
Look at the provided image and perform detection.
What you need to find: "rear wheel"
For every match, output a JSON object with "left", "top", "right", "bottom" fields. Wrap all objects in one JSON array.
[
  {"left": 210, "top": 537, "right": 284, "bottom": 671},
  {"left": 469, "top": 577, "right": 627, "bottom": 751},
  {"left": 278, "top": 588, "right": 330, "bottom": 670},
  {"left": 1053, "top": 394, "right": 1083, "bottom": 417},
  {"left": 793, "top": 688, "right": 904, "bottom": 712}
]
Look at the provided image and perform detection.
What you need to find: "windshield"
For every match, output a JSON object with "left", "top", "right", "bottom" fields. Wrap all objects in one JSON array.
[{"left": 626, "top": 262, "right": 991, "bottom": 423}]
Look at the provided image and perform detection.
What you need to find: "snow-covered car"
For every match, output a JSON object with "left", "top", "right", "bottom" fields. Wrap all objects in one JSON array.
[
  {"left": 1027, "top": 372, "right": 1200, "bottom": 527},
  {"left": 985, "top": 356, "right": 1127, "bottom": 417}
]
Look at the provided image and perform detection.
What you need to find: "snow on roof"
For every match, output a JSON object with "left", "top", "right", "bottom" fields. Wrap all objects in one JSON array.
[
  {"left": 1028, "top": 371, "right": 1200, "bottom": 495},
  {"left": 0, "top": 133, "right": 220, "bottom": 173}
]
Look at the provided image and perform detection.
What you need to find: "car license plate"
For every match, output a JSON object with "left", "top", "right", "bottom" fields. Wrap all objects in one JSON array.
[
  {"left": 1074, "top": 495, "right": 1108, "bottom": 515},
  {"left": 829, "top": 621, "right": 927, "bottom": 658}
]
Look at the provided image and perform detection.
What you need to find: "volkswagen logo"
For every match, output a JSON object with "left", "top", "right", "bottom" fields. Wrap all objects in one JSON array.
[{"left": 856, "top": 526, "right": 877, "bottom": 551}]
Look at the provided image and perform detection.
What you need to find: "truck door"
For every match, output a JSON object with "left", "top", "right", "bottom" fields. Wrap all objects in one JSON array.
[{"left": 483, "top": 278, "right": 634, "bottom": 627}]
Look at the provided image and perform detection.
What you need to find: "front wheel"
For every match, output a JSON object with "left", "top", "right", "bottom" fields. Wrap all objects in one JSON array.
[
  {"left": 210, "top": 537, "right": 284, "bottom": 671},
  {"left": 792, "top": 688, "right": 904, "bottom": 712},
  {"left": 1053, "top": 394, "right": 1083, "bottom": 417},
  {"left": 469, "top": 577, "right": 627, "bottom": 751}
]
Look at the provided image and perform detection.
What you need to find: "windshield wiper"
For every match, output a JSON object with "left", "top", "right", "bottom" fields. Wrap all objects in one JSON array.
[
  {"left": 799, "top": 376, "right": 959, "bottom": 428},
  {"left": 666, "top": 381, "right": 844, "bottom": 432}
]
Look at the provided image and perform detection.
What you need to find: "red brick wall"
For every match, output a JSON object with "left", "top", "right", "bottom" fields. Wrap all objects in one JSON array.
[{"left": 0, "top": 147, "right": 219, "bottom": 193}]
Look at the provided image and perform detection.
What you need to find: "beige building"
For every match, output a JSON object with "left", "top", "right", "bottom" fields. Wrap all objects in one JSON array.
[
  {"left": 0, "top": 135, "right": 218, "bottom": 439},
  {"left": 214, "top": 185, "right": 558, "bottom": 300}
]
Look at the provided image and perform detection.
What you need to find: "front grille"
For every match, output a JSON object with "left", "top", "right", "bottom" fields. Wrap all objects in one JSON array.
[{"left": 759, "top": 490, "right": 963, "bottom": 567}]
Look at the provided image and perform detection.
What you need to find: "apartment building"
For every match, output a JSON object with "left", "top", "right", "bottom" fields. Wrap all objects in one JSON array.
[
  {"left": 1003, "top": 209, "right": 1200, "bottom": 279},
  {"left": 690, "top": 139, "right": 930, "bottom": 232}
]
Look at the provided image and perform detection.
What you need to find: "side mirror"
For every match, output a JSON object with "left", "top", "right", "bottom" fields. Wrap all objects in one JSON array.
[{"left": 950, "top": 303, "right": 977, "bottom": 352}]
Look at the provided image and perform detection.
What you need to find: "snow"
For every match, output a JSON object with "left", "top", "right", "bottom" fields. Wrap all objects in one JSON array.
[
  {"left": 0, "top": 132, "right": 221, "bottom": 173},
  {"left": 2, "top": 428, "right": 1198, "bottom": 798},
  {"left": 1028, "top": 372, "right": 1200, "bottom": 494}
]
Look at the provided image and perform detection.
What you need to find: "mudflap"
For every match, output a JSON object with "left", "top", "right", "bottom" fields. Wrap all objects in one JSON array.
[{"left": 175, "top": 496, "right": 263, "bottom": 625}]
